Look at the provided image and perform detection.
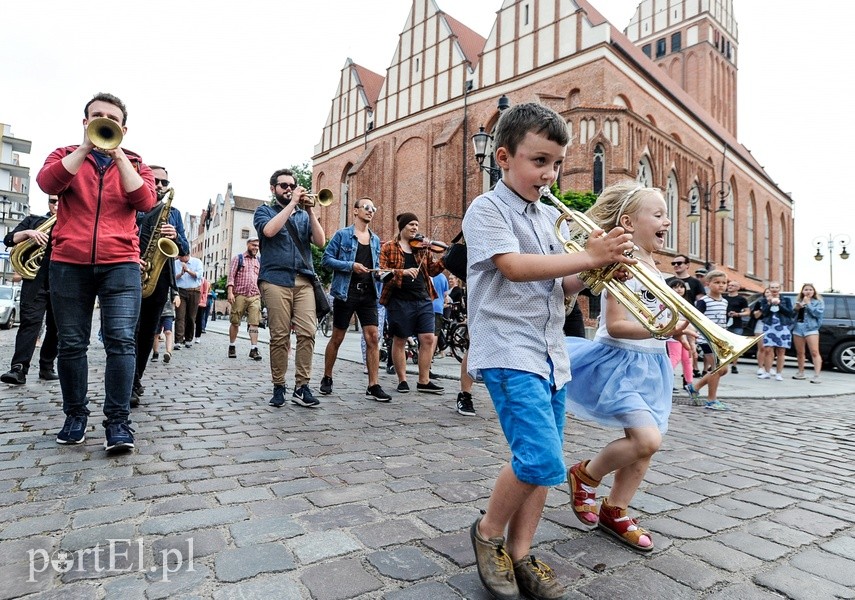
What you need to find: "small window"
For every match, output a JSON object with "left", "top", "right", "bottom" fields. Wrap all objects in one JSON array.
[
  {"left": 642, "top": 44, "right": 651, "bottom": 58},
  {"left": 241, "top": 228, "right": 249, "bottom": 239},
  {"left": 656, "top": 38, "right": 666, "bottom": 58},
  {"left": 671, "top": 32, "right": 681, "bottom": 52},
  {"left": 524, "top": 3, "right": 530, "bottom": 25},
  {"left": 415, "top": 57, "right": 420, "bottom": 72}
]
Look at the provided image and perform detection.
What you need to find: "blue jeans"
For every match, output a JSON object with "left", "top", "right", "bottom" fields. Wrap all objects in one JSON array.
[{"left": 50, "top": 262, "right": 141, "bottom": 424}]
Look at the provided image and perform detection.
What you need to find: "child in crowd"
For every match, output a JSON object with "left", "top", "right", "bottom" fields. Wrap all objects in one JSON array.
[
  {"left": 692, "top": 270, "right": 731, "bottom": 410},
  {"left": 463, "top": 103, "right": 635, "bottom": 599},
  {"left": 565, "top": 181, "right": 689, "bottom": 552},
  {"left": 792, "top": 283, "right": 824, "bottom": 383},
  {"left": 666, "top": 279, "right": 700, "bottom": 403}
]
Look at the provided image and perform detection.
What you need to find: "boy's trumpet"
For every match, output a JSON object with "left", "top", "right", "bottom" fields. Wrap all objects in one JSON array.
[{"left": 538, "top": 185, "right": 759, "bottom": 374}]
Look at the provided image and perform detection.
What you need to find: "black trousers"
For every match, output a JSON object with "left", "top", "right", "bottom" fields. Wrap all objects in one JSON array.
[
  {"left": 9, "top": 276, "right": 58, "bottom": 373},
  {"left": 134, "top": 272, "right": 170, "bottom": 386}
]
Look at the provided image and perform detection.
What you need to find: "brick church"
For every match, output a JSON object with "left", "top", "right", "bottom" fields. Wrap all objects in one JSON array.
[{"left": 311, "top": 0, "right": 792, "bottom": 291}]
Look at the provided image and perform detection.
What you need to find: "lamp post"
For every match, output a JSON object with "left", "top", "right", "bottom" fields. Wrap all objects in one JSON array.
[
  {"left": 0, "top": 195, "right": 10, "bottom": 284},
  {"left": 686, "top": 180, "right": 731, "bottom": 271},
  {"left": 813, "top": 234, "right": 850, "bottom": 293},
  {"left": 471, "top": 95, "right": 510, "bottom": 187}
]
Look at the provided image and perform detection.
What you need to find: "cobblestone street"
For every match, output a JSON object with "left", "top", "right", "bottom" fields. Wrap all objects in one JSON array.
[{"left": 0, "top": 316, "right": 853, "bottom": 599}]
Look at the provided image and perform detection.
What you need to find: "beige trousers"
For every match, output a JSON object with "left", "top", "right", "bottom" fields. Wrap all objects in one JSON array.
[{"left": 260, "top": 276, "right": 316, "bottom": 387}]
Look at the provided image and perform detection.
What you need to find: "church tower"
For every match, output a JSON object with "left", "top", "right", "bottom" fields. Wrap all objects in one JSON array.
[{"left": 625, "top": 0, "right": 738, "bottom": 136}]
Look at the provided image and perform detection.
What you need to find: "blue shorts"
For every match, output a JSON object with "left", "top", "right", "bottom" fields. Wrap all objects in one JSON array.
[
  {"left": 791, "top": 322, "right": 818, "bottom": 338},
  {"left": 157, "top": 316, "right": 174, "bottom": 333},
  {"left": 386, "top": 297, "right": 434, "bottom": 339},
  {"left": 481, "top": 367, "right": 566, "bottom": 487}
]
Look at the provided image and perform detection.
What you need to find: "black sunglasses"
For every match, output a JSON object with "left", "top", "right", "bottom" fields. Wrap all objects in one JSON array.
[
  {"left": 48, "top": 198, "right": 58, "bottom": 204},
  {"left": 670, "top": 261, "right": 685, "bottom": 266},
  {"left": 277, "top": 182, "right": 297, "bottom": 190},
  {"left": 154, "top": 178, "right": 170, "bottom": 187}
]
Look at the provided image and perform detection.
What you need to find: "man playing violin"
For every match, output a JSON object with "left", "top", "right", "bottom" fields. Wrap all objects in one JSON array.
[
  {"left": 254, "top": 168, "right": 325, "bottom": 409},
  {"left": 379, "top": 212, "right": 445, "bottom": 395}
]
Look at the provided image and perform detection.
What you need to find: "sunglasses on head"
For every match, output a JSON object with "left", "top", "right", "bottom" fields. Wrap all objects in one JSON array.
[
  {"left": 671, "top": 261, "right": 685, "bottom": 266},
  {"left": 276, "top": 182, "right": 297, "bottom": 190},
  {"left": 154, "top": 178, "right": 170, "bottom": 187}
]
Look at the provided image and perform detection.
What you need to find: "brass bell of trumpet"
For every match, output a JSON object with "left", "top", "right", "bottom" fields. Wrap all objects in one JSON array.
[
  {"left": 86, "top": 117, "right": 123, "bottom": 150},
  {"left": 300, "top": 188, "right": 333, "bottom": 207}
]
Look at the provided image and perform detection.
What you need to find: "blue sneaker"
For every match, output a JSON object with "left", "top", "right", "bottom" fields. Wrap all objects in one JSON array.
[
  {"left": 268, "top": 385, "right": 286, "bottom": 407},
  {"left": 685, "top": 383, "right": 702, "bottom": 406},
  {"left": 56, "top": 415, "right": 88, "bottom": 445},
  {"left": 291, "top": 384, "right": 320, "bottom": 408},
  {"left": 704, "top": 400, "right": 731, "bottom": 411},
  {"left": 104, "top": 421, "right": 135, "bottom": 452}
]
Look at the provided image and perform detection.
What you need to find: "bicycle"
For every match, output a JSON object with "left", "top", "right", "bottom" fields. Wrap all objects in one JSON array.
[
  {"left": 435, "top": 308, "right": 469, "bottom": 363},
  {"left": 318, "top": 310, "right": 333, "bottom": 337}
]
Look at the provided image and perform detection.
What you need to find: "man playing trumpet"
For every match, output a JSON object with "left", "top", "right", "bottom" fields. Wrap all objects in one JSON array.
[
  {"left": 37, "top": 92, "right": 156, "bottom": 452},
  {"left": 254, "top": 168, "right": 325, "bottom": 409}
]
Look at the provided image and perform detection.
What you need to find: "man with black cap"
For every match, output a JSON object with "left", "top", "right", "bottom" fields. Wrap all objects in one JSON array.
[{"left": 379, "top": 212, "right": 445, "bottom": 395}]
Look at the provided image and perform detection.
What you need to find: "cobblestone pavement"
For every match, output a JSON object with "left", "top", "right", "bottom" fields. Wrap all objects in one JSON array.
[{"left": 0, "top": 316, "right": 853, "bottom": 599}]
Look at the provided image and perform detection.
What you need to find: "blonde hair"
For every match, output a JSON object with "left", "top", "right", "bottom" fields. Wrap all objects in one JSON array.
[
  {"left": 586, "top": 180, "right": 663, "bottom": 231},
  {"left": 705, "top": 269, "right": 727, "bottom": 283}
]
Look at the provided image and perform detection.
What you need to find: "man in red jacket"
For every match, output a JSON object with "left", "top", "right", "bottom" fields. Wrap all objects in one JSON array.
[{"left": 37, "top": 92, "right": 156, "bottom": 452}]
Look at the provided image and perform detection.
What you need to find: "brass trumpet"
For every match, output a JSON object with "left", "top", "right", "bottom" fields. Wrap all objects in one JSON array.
[
  {"left": 86, "top": 117, "right": 123, "bottom": 150},
  {"left": 538, "top": 185, "right": 759, "bottom": 374},
  {"left": 299, "top": 188, "right": 333, "bottom": 207}
]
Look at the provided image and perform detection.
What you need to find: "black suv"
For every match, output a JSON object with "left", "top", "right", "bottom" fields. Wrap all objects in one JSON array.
[{"left": 745, "top": 292, "right": 855, "bottom": 374}]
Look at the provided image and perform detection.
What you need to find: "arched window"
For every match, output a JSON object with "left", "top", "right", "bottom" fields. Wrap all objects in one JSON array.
[
  {"left": 724, "top": 186, "right": 735, "bottom": 268},
  {"left": 747, "top": 193, "right": 755, "bottom": 275},
  {"left": 593, "top": 145, "right": 605, "bottom": 194},
  {"left": 665, "top": 172, "right": 678, "bottom": 250},
  {"left": 763, "top": 207, "right": 771, "bottom": 280},
  {"left": 688, "top": 184, "right": 701, "bottom": 258},
  {"left": 778, "top": 214, "right": 786, "bottom": 284},
  {"left": 637, "top": 156, "right": 653, "bottom": 186}
]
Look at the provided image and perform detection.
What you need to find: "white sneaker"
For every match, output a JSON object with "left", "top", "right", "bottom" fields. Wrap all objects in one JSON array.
[
  {"left": 769, "top": 369, "right": 777, "bottom": 376},
  {"left": 758, "top": 372, "right": 771, "bottom": 380},
  {"left": 756, "top": 367, "right": 764, "bottom": 375},
  {"left": 775, "top": 373, "right": 783, "bottom": 381}
]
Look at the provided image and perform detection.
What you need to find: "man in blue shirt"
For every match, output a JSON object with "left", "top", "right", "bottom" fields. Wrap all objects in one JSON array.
[{"left": 254, "top": 168, "right": 326, "bottom": 409}]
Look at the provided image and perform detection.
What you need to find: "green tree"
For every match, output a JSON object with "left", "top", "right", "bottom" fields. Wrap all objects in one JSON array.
[
  {"left": 542, "top": 183, "right": 598, "bottom": 212},
  {"left": 290, "top": 161, "right": 312, "bottom": 190}
]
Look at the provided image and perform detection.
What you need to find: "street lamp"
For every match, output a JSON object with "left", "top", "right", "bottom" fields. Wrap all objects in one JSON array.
[
  {"left": 686, "top": 180, "right": 731, "bottom": 271},
  {"left": 471, "top": 95, "right": 510, "bottom": 187},
  {"left": 0, "top": 195, "right": 10, "bottom": 284},
  {"left": 813, "top": 234, "right": 850, "bottom": 293}
]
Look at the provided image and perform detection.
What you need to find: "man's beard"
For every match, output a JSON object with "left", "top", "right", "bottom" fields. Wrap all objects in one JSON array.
[
  {"left": 156, "top": 189, "right": 167, "bottom": 201},
  {"left": 273, "top": 191, "right": 290, "bottom": 206}
]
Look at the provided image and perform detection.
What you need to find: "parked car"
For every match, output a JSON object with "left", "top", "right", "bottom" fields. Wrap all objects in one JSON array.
[
  {"left": 0, "top": 285, "right": 21, "bottom": 329},
  {"left": 746, "top": 291, "right": 855, "bottom": 374}
]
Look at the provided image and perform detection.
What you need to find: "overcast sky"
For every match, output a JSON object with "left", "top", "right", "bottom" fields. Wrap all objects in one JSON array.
[{"left": 3, "top": 1, "right": 852, "bottom": 291}]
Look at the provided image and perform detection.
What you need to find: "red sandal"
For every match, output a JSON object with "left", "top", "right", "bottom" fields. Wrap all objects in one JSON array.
[
  {"left": 598, "top": 500, "right": 654, "bottom": 552},
  {"left": 568, "top": 460, "right": 600, "bottom": 525}
]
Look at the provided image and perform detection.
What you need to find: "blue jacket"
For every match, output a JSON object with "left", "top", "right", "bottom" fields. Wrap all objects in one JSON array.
[
  {"left": 797, "top": 298, "right": 824, "bottom": 331},
  {"left": 759, "top": 295, "right": 795, "bottom": 327},
  {"left": 322, "top": 225, "right": 381, "bottom": 301}
]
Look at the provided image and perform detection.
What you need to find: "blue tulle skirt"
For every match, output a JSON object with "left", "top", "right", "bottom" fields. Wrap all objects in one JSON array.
[{"left": 565, "top": 337, "right": 672, "bottom": 434}]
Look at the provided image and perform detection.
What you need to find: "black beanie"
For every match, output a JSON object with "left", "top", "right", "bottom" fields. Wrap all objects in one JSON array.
[{"left": 397, "top": 212, "right": 418, "bottom": 231}]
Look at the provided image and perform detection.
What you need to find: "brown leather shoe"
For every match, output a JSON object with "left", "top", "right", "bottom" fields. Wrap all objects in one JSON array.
[
  {"left": 469, "top": 516, "right": 520, "bottom": 600},
  {"left": 513, "top": 555, "right": 567, "bottom": 600}
]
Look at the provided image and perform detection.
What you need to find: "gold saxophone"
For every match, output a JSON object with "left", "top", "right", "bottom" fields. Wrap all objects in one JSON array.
[
  {"left": 141, "top": 188, "right": 180, "bottom": 298},
  {"left": 10, "top": 214, "right": 56, "bottom": 280}
]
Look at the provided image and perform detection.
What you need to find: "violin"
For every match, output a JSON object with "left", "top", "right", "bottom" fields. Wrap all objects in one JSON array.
[{"left": 409, "top": 234, "right": 448, "bottom": 253}]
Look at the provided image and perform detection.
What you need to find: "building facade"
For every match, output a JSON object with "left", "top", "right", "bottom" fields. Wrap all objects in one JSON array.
[
  {"left": 311, "top": 0, "right": 793, "bottom": 291},
  {"left": 188, "top": 183, "right": 265, "bottom": 286},
  {"left": 0, "top": 123, "right": 32, "bottom": 284}
]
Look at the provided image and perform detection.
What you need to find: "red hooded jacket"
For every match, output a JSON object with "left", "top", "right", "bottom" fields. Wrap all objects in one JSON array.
[{"left": 36, "top": 146, "right": 156, "bottom": 265}]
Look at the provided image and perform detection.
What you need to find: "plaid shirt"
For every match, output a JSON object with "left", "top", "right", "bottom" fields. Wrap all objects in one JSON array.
[
  {"left": 227, "top": 251, "right": 260, "bottom": 297},
  {"left": 379, "top": 238, "right": 445, "bottom": 305}
]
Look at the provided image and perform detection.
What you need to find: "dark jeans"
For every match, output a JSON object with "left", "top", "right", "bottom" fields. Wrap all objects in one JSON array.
[
  {"left": 195, "top": 303, "right": 211, "bottom": 338},
  {"left": 50, "top": 262, "right": 141, "bottom": 424},
  {"left": 9, "top": 275, "right": 58, "bottom": 373},
  {"left": 175, "top": 288, "right": 200, "bottom": 343},
  {"left": 135, "top": 271, "right": 170, "bottom": 386}
]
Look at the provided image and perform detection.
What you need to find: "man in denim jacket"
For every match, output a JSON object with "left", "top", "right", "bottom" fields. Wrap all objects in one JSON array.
[{"left": 319, "top": 198, "right": 391, "bottom": 402}]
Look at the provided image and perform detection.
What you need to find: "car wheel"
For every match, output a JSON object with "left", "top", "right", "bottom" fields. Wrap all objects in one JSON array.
[
  {"left": 831, "top": 341, "right": 855, "bottom": 374},
  {"left": 1, "top": 311, "right": 13, "bottom": 330}
]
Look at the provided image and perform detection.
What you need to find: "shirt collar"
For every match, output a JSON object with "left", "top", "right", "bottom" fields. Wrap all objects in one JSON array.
[{"left": 495, "top": 180, "right": 543, "bottom": 215}]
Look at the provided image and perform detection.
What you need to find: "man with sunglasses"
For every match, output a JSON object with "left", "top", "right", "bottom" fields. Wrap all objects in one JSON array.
[
  {"left": 254, "top": 168, "right": 325, "bottom": 408},
  {"left": 666, "top": 254, "right": 705, "bottom": 303},
  {"left": 1, "top": 195, "right": 60, "bottom": 385},
  {"left": 320, "top": 198, "right": 391, "bottom": 402},
  {"left": 131, "top": 165, "right": 189, "bottom": 406}
]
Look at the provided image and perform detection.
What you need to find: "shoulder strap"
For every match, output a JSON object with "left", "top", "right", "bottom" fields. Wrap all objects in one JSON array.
[
  {"left": 237, "top": 253, "right": 244, "bottom": 272},
  {"left": 451, "top": 231, "right": 464, "bottom": 244},
  {"left": 284, "top": 220, "right": 315, "bottom": 274}
]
